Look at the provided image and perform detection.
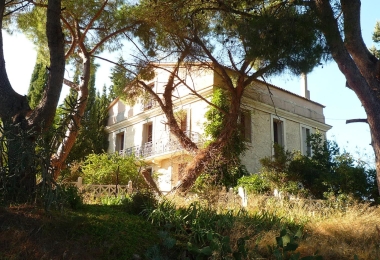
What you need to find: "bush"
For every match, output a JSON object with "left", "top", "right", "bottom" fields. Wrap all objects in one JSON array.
[
  {"left": 100, "top": 195, "right": 126, "bottom": 206},
  {"left": 62, "top": 185, "right": 83, "bottom": 209},
  {"left": 123, "top": 190, "right": 158, "bottom": 215},
  {"left": 80, "top": 152, "right": 144, "bottom": 186},
  {"left": 237, "top": 173, "right": 270, "bottom": 194},
  {"left": 240, "top": 133, "right": 378, "bottom": 202}
]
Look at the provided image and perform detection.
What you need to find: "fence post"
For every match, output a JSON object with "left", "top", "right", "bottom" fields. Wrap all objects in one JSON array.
[
  {"left": 128, "top": 180, "right": 133, "bottom": 194},
  {"left": 77, "top": 177, "right": 83, "bottom": 188},
  {"left": 238, "top": 187, "right": 248, "bottom": 207}
]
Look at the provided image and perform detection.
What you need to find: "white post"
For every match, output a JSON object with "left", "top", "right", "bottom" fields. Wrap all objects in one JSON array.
[
  {"left": 77, "top": 177, "right": 83, "bottom": 188},
  {"left": 238, "top": 187, "right": 248, "bottom": 207},
  {"left": 128, "top": 180, "right": 133, "bottom": 194}
]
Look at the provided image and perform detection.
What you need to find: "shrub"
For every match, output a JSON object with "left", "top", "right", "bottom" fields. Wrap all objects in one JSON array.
[
  {"left": 61, "top": 184, "right": 83, "bottom": 210},
  {"left": 242, "top": 133, "right": 378, "bottom": 202},
  {"left": 100, "top": 195, "right": 126, "bottom": 206},
  {"left": 80, "top": 152, "right": 144, "bottom": 186},
  {"left": 237, "top": 173, "right": 271, "bottom": 194},
  {"left": 123, "top": 189, "right": 158, "bottom": 215}
]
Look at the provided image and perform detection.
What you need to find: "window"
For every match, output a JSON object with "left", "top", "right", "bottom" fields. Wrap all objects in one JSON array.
[
  {"left": 272, "top": 118, "right": 284, "bottom": 147},
  {"left": 180, "top": 114, "right": 187, "bottom": 132},
  {"left": 143, "top": 122, "right": 153, "bottom": 143},
  {"left": 142, "top": 123, "right": 153, "bottom": 156},
  {"left": 174, "top": 109, "right": 188, "bottom": 132},
  {"left": 239, "top": 110, "right": 252, "bottom": 142},
  {"left": 142, "top": 83, "right": 156, "bottom": 111},
  {"left": 301, "top": 126, "right": 312, "bottom": 156},
  {"left": 116, "top": 132, "right": 124, "bottom": 153},
  {"left": 271, "top": 115, "right": 286, "bottom": 156}
]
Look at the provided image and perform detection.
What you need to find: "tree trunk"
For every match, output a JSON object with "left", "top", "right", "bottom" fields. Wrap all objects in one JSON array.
[
  {"left": 313, "top": 0, "right": 380, "bottom": 193},
  {"left": 0, "top": 0, "right": 64, "bottom": 200},
  {"left": 51, "top": 53, "right": 91, "bottom": 179},
  {"left": 169, "top": 79, "right": 242, "bottom": 192}
]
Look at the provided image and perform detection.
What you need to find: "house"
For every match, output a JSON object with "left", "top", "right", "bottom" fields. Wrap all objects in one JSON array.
[{"left": 105, "top": 64, "right": 331, "bottom": 193}]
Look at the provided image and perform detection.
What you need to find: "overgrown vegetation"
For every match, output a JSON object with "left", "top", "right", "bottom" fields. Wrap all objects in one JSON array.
[
  {"left": 0, "top": 204, "right": 159, "bottom": 259},
  {"left": 80, "top": 153, "right": 143, "bottom": 186},
  {"left": 198, "top": 88, "right": 249, "bottom": 189},
  {"left": 2, "top": 174, "right": 380, "bottom": 259},
  {"left": 238, "top": 133, "right": 379, "bottom": 204}
]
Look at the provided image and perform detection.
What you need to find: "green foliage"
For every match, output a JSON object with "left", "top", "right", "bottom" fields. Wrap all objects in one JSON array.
[
  {"left": 235, "top": 5, "right": 326, "bottom": 75},
  {"left": 60, "top": 62, "right": 110, "bottom": 165},
  {"left": 144, "top": 201, "right": 251, "bottom": 259},
  {"left": 202, "top": 88, "right": 249, "bottom": 188},
  {"left": 204, "top": 88, "right": 229, "bottom": 139},
  {"left": 110, "top": 57, "right": 143, "bottom": 105},
  {"left": 123, "top": 190, "right": 158, "bottom": 215},
  {"left": 204, "top": 88, "right": 247, "bottom": 158},
  {"left": 269, "top": 228, "right": 322, "bottom": 260},
  {"left": 237, "top": 174, "right": 271, "bottom": 194},
  {"left": 81, "top": 153, "right": 142, "bottom": 186},
  {"left": 145, "top": 230, "right": 177, "bottom": 260},
  {"left": 252, "top": 133, "right": 378, "bottom": 202},
  {"left": 60, "top": 184, "right": 83, "bottom": 210},
  {"left": 143, "top": 199, "right": 334, "bottom": 259},
  {"left": 27, "top": 53, "right": 48, "bottom": 109},
  {"left": 100, "top": 195, "right": 126, "bottom": 206},
  {"left": 370, "top": 21, "right": 380, "bottom": 58}
]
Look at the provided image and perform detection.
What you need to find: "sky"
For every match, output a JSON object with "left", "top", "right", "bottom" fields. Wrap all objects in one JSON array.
[{"left": 2, "top": 1, "right": 379, "bottom": 166}]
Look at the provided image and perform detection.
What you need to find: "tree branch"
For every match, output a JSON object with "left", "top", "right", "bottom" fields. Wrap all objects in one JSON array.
[
  {"left": 89, "top": 23, "right": 139, "bottom": 54},
  {"left": 341, "top": 0, "right": 377, "bottom": 74},
  {"left": 63, "top": 78, "right": 79, "bottom": 91},
  {"left": 346, "top": 118, "right": 368, "bottom": 124},
  {"left": 79, "top": 0, "right": 108, "bottom": 45},
  {"left": 60, "top": 16, "right": 76, "bottom": 59}
]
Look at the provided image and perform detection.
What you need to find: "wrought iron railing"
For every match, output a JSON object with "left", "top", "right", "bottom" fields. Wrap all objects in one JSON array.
[
  {"left": 119, "top": 131, "right": 203, "bottom": 158},
  {"left": 141, "top": 99, "right": 157, "bottom": 111}
]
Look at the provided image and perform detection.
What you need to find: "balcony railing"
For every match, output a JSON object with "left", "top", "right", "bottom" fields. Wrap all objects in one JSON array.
[
  {"left": 119, "top": 131, "right": 203, "bottom": 158},
  {"left": 141, "top": 99, "right": 157, "bottom": 111}
]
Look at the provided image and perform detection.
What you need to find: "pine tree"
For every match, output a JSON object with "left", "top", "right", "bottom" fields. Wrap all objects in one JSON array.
[
  {"left": 66, "top": 63, "right": 110, "bottom": 164},
  {"left": 28, "top": 52, "right": 48, "bottom": 109}
]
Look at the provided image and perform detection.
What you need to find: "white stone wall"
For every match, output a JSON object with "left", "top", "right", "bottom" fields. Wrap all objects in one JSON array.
[{"left": 105, "top": 65, "right": 331, "bottom": 191}]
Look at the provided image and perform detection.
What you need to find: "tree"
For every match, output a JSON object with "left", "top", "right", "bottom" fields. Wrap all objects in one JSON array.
[
  {"left": 0, "top": 0, "right": 65, "bottom": 200},
  {"left": 0, "top": 0, "right": 145, "bottom": 201},
  {"left": 296, "top": 0, "right": 380, "bottom": 194},
  {"left": 111, "top": 0, "right": 326, "bottom": 192},
  {"left": 67, "top": 80, "right": 110, "bottom": 164},
  {"left": 203, "top": 88, "right": 248, "bottom": 187},
  {"left": 28, "top": 52, "right": 48, "bottom": 109}
]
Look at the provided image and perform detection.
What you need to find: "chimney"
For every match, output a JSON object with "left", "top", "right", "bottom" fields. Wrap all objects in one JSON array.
[{"left": 300, "top": 73, "right": 310, "bottom": 99}]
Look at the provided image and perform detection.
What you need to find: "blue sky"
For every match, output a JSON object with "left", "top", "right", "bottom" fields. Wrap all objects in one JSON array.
[
  {"left": 2, "top": 1, "right": 379, "bottom": 166},
  {"left": 268, "top": 0, "right": 379, "bottom": 166}
]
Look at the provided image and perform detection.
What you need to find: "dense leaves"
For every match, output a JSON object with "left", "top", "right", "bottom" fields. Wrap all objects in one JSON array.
[
  {"left": 81, "top": 153, "right": 142, "bottom": 186},
  {"left": 244, "top": 133, "right": 379, "bottom": 202}
]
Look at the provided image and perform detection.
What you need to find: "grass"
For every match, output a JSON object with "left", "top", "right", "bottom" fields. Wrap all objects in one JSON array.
[
  {"left": 1, "top": 193, "right": 380, "bottom": 259},
  {"left": 0, "top": 204, "right": 159, "bottom": 260},
  {"left": 164, "top": 193, "right": 380, "bottom": 259}
]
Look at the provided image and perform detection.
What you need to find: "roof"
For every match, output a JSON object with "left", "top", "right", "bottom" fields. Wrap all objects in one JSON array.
[
  {"left": 107, "top": 63, "right": 326, "bottom": 109},
  {"left": 252, "top": 78, "right": 326, "bottom": 108}
]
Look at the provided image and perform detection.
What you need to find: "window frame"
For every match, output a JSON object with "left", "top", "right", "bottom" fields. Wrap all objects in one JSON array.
[
  {"left": 300, "top": 124, "right": 314, "bottom": 157},
  {"left": 270, "top": 114, "right": 286, "bottom": 155},
  {"left": 115, "top": 130, "right": 125, "bottom": 153}
]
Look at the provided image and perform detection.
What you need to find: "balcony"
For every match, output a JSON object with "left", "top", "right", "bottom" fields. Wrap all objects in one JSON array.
[
  {"left": 119, "top": 131, "right": 203, "bottom": 159},
  {"left": 141, "top": 99, "right": 158, "bottom": 111}
]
